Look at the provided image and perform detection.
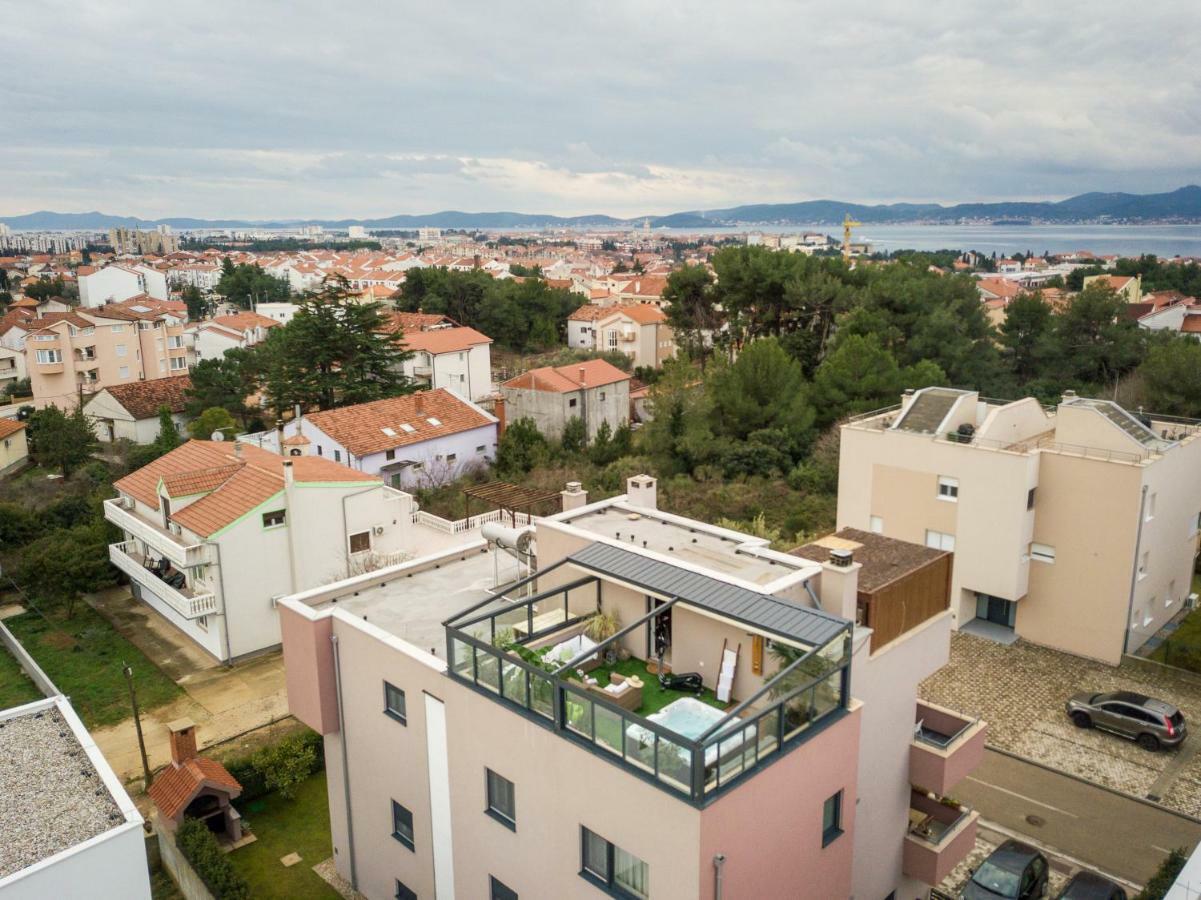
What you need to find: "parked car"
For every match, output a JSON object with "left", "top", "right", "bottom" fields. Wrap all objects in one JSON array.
[
  {"left": 1055, "top": 870, "right": 1128, "bottom": 900},
  {"left": 1065, "top": 690, "right": 1186, "bottom": 751},
  {"left": 961, "top": 840, "right": 1049, "bottom": 899}
]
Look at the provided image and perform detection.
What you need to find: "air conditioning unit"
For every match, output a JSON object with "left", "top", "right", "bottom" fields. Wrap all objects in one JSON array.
[
  {"left": 169, "top": 522, "right": 182, "bottom": 536},
  {"left": 120, "top": 496, "right": 135, "bottom": 510},
  {"left": 373, "top": 526, "right": 385, "bottom": 536},
  {"left": 1187, "top": 593, "right": 1199, "bottom": 611}
]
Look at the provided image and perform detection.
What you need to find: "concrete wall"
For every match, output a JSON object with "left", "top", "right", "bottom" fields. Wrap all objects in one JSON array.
[
  {"left": 85, "top": 390, "right": 189, "bottom": 444},
  {"left": 501, "top": 381, "right": 629, "bottom": 441},
  {"left": 154, "top": 823, "right": 214, "bottom": 900}
]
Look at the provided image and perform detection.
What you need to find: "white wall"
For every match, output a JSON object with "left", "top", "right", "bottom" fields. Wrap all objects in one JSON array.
[{"left": 79, "top": 268, "right": 142, "bottom": 307}]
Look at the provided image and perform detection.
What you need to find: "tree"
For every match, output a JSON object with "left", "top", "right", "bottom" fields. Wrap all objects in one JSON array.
[
  {"left": 26, "top": 405, "right": 98, "bottom": 475},
  {"left": 707, "top": 338, "right": 815, "bottom": 454},
  {"left": 180, "top": 284, "right": 212, "bottom": 320},
  {"left": 560, "top": 416, "right": 587, "bottom": 454},
  {"left": 1051, "top": 283, "right": 1145, "bottom": 392},
  {"left": 1139, "top": 336, "right": 1201, "bottom": 418},
  {"left": 185, "top": 349, "right": 260, "bottom": 427},
  {"left": 640, "top": 356, "right": 716, "bottom": 476},
  {"left": 188, "top": 407, "right": 238, "bottom": 440},
  {"left": 661, "top": 264, "right": 721, "bottom": 369},
  {"left": 216, "top": 262, "right": 289, "bottom": 310},
  {"left": 494, "top": 417, "right": 549, "bottom": 476},
  {"left": 811, "top": 333, "right": 944, "bottom": 426},
  {"left": 999, "top": 292, "right": 1057, "bottom": 383},
  {"left": 14, "top": 522, "right": 118, "bottom": 618},
  {"left": 259, "top": 276, "right": 413, "bottom": 411},
  {"left": 155, "top": 406, "right": 181, "bottom": 451},
  {"left": 24, "top": 277, "right": 70, "bottom": 302}
]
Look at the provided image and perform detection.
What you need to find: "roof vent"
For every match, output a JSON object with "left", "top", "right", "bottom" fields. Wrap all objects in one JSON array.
[{"left": 829, "top": 548, "right": 854, "bottom": 568}]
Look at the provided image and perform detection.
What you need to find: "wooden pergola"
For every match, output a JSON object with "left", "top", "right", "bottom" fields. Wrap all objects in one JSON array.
[{"left": 463, "top": 481, "right": 562, "bottom": 524}]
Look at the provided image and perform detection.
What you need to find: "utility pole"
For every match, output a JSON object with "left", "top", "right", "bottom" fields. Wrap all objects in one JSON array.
[{"left": 123, "top": 661, "right": 152, "bottom": 789}]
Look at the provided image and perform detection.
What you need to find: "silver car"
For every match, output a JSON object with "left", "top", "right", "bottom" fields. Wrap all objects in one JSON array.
[{"left": 1065, "top": 690, "right": 1185, "bottom": 751}]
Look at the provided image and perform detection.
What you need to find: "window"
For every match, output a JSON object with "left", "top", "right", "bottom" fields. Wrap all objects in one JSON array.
[
  {"left": 1147, "top": 492, "right": 1157, "bottom": 521},
  {"left": 1027, "top": 487, "right": 1036, "bottom": 511},
  {"left": 599, "top": 391, "right": 606, "bottom": 402},
  {"left": 196, "top": 615, "right": 208, "bottom": 632},
  {"left": 869, "top": 515, "right": 883, "bottom": 534},
  {"left": 35, "top": 349, "right": 62, "bottom": 364},
  {"left": 391, "top": 800, "right": 414, "bottom": 850},
  {"left": 111, "top": 324, "right": 124, "bottom": 334},
  {"left": 385, "top": 449, "right": 396, "bottom": 461},
  {"left": 316, "top": 445, "right": 323, "bottom": 456},
  {"left": 485, "top": 769, "right": 516, "bottom": 829},
  {"left": 490, "top": 876, "right": 518, "bottom": 900},
  {"left": 607, "top": 330, "right": 618, "bottom": 349},
  {"left": 1030, "top": 542, "right": 1055, "bottom": 563},
  {"left": 395, "top": 880, "right": 416, "bottom": 900},
  {"left": 568, "top": 398, "right": 578, "bottom": 408},
  {"left": 116, "top": 343, "right": 127, "bottom": 357},
  {"left": 170, "top": 357, "right": 187, "bottom": 370},
  {"left": 334, "top": 449, "right": 342, "bottom": 462},
  {"left": 349, "top": 531, "right": 371, "bottom": 554},
  {"left": 262, "top": 510, "right": 286, "bottom": 529},
  {"left": 925, "top": 529, "right": 955, "bottom": 552},
  {"left": 32, "top": 334, "right": 56, "bottom": 342},
  {"left": 937, "top": 476, "right": 959, "bottom": 501},
  {"left": 476, "top": 445, "right": 486, "bottom": 454},
  {"left": 168, "top": 335, "right": 184, "bottom": 349},
  {"left": 119, "top": 366, "right": 130, "bottom": 379},
  {"left": 426, "top": 417, "right": 442, "bottom": 426},
  {"left": 1193, "top": 511, "right": 1201, "bottom": 537},
  {"left": 1139, "top": 550, "right": 1149, "bottom": 579},
  {"left": 580, "top": 827, "right": 647, "bottom": 899},
  {"left": 446, "top": 453, "right": 457, "bottom": 463},
  {"left": 384, "top": 681, "right": 406, "bottom": 724},
  {"left": 822, "top": 791, "right": 844, "bottom": 846}
]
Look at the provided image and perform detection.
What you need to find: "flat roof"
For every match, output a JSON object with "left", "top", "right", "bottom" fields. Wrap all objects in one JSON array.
[
  {"left": 0, "top": 700, "right": 126, "bottom": 878},
  {"left": 318, "top": 546, "right": 517, "bottom": 656},
  {"left": 568, "top": 542, "right": 848, "bottom": 648},
  {"left": 792, "top": 528, "right": 949, "bottom": 593},
  {"left": 555, "top": 504, "right": 809, "bottom": 586}
]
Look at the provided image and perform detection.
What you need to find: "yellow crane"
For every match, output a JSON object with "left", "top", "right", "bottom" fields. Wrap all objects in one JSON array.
[{"left": 842, "top": 213, "right": 862, "bottom": 263}]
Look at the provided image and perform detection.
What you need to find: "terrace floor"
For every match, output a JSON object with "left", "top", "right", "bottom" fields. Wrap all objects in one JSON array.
[{"left": 565, "top": 657, "right": 728, "bottom": 717}]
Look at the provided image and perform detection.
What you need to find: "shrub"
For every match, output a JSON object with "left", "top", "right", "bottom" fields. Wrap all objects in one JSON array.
[
  {"left": 225, "top": 730, "right": 325, "bottom": 803},
  {"left": 1137, "top": 847, "right": 1188, "bottom": 899},
  {"left": 176, "top": 817, "right": 251, "bottom": 899}
]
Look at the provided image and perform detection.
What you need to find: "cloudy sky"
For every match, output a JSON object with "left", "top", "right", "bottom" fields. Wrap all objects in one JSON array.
[{"left": 4, "top": 0, "right": 1198, "bottom": 219}]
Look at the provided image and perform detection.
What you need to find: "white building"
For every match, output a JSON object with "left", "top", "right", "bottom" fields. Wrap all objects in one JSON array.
[
  {"left": 189, "top": 311, "right": 279, "bottom": 360},
  {"left": 79, "top": 264, "right": 169, "bottom": 307},
  {"left": 83, "top": 374, "right": 193, "bottom": 444},
  {"left": 167, "top": 264, "right": 223, "bottom": 292},
  {"left": 0, "top": 695, "right": 151, "bottom": 900},
  {"left": 254, "top": 301, "right": 298, "bottom": 325},
  {"left": 396, "top": 326, "right": 493, "bottom": 401}
]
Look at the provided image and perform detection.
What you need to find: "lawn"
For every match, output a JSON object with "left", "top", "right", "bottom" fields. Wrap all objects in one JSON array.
[
  {"left": 2, "top": 603, "right": 182, "bottom": 728},
  {"left": 228, "top": 771, "right": 341, "bottom": 899},
  {"left": 0, "top": 641, "right": 44, "bottom": 709},
  {"left": 1148, "top": 574, "right": 1201, "bottom": 671},
  {"left": 571, "top": 657, "right": 728, "bottom": 716}
]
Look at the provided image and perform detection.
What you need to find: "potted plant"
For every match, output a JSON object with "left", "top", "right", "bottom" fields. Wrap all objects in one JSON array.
[{"left": 583, "top": 610, "right": 621, "bottom": 663}]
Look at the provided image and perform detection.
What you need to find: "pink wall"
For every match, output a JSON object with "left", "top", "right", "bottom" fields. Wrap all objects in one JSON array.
[
  {"left": 279, "top": 603, "right": 338, "bottom": 734},
  {"left": 697, "top": 706, "right": 861, "bottom": 900}
]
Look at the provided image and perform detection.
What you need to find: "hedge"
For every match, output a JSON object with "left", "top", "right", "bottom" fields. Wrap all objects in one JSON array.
[
  {"left": 225, "top": 729, "right": 324, "bottom": 803},
  {"left": 1137, "top": 847, "right": 1189, "bottom": 900},
  {"left": 176, "top": 817, "right": 250, "bottom": 899}
]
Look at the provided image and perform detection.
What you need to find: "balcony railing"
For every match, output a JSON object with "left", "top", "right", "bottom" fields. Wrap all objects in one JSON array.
[
  {"left": 903, "top": 789, "right": 979, "bottom": 885},
  {"left": 911, "top": 700, "right": 987, "bottom": 796},
  {"left": 103, "top": 498, "right": 212, "bottom": 568},
  {"left": 109, "top": 541, "right": 219, "bottom": 620}
]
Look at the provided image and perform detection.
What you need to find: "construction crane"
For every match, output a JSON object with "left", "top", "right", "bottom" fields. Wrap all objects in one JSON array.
[{"left": 842, "top": 213, "right": 862, "bottom": 263}]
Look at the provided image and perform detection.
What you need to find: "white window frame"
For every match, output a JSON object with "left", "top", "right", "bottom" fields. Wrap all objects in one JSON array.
[
  {"left": 35, "top": 349, "right": 62, "bottom": 363},
  {"left": 869, "top": 515, "right": 884, "bottom": 534},
  {"left": 937, "top": 476, "right": 959, "bottom": 502},
  {"left": 115, "top": 343, "right": 127, "bottom": 357},
  {"left": 925, "top": 529, "right": 955, "bottom": 551}
]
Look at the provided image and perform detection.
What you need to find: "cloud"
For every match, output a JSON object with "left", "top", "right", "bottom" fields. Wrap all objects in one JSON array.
[{"left": 2, "top": 0, "right": 1198, "bottom": 217}]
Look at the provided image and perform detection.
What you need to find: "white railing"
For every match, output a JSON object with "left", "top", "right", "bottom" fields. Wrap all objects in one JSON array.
[
  {"left": 349, "top": 548, "right": 412, "bottom": 572},
  {"left": 103, "top": 499, "right": 212, "bottom": 568},
  {"left": 109, "top": 541, "right": 219, "bottom": 619},
  {"left": 411, "top": 508, "right": 532, "bottom": 535}
]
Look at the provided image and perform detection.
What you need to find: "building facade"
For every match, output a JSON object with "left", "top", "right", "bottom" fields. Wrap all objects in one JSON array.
[{"left": 501, "top": 359, "right": 630, "bottom": 441}]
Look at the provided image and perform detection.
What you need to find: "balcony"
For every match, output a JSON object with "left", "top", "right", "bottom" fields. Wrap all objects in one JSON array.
[
  {"left": 103, "top": 498, "right": 213, "bottom": 568},
  {"left": 911, "top": 700, "right": 987, "bottom": 795},
  {"left": 412, "top": 364, "right": 433, "bottom": 377},
  {"left": 109, "top": 541, "right": 219, "bottom": 620},
  {"left": 903, "top": 789, "right": 979, "bottom": 885}
]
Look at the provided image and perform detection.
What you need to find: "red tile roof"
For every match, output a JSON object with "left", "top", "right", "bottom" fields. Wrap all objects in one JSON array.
[
  {"left": 211, "top": 312, "right": 279, "bottom": 331},
  {"left": 401, "top": 326, "right": 491, "bottom": 354},
  {"left": 502, "top": 359, "right": 630, "bottom": 394},
  {"left": 0, "top": 419, "right": 25, "bottom": 440},
  {"left": 149, "top": 756, "right": 241, "bottom": 821},
  {"left": 92, "top": 374, "right": 193, "bottom": 419},
  {"left": 304, "top": 389, "right": 495, "bottom": 457}
]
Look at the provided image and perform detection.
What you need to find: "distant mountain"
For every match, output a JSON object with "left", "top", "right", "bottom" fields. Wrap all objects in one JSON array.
[{"left": 5, "top": 186, "right": 1201, "bottom": 231}]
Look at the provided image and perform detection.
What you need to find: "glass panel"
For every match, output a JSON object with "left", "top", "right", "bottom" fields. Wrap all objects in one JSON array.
[
  {"left": 529, "top": 672, "right": 554, "bottom": 719},
  {"left": 582, "top": 829, "right": 609, "bottom": 880},
  {"left": 783, "top": 685, "right": 816, "bottom": 742},
  {"left": 625, "top": 721, "right": 656, "bottom": 774},
  {"left": 813, "top": 671, "right": 842, "bottom": 721},
  {"left": 501, "top": 659, "right": 528, "bottom": 707},
  {"left": 614, "top": 847, "right": 649, "bottom": 899},
  {"left": 451, "top": 637, "right": 472, "bottom": 680},
  {"left": 476, "top": 647, "right": 500, "bottom": 694},
  {"left": 757, "top": 708, "right": 781, "bottom": 760},
  {"left": 594, "top": 703, "right": 623, "bottom": 756},
  {"left": 656, "top": 733, "right": 692, "bottom": 793},
  {"left": 716, "top": 724, "right": 754, "bottom": 787},
  {"left": 565, "top": 689, "right": 593, "bottom": 739}
]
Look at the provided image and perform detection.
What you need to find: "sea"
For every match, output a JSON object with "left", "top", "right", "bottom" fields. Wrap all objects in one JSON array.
[{"left": 652, "top": 224, "right": 1201, "bottom": 258}]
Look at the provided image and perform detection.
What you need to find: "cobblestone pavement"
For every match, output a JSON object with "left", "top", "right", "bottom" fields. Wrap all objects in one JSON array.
[
  {"left": 921, "top": 632, "right": 1201, "bottom": 816},
  {"left": 941, "top": 836, "right": 1069, "bottom": 896}
]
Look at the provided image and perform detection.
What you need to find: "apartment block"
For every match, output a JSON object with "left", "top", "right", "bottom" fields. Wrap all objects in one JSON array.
[
  {"left": 567, "top": 304, "right": 676, "bottom": 370},
  {"left": 26, "top": 302, "right": 194, "bottom": 409},
  {"left": 278, "top": 476, "right": 982, "bottom": 899},
  {"left": 839, "top": 386, "right": 1201, "bottom": 664},
  {"left": 79, "top": 263, "right": 169, "bottom": 306}
]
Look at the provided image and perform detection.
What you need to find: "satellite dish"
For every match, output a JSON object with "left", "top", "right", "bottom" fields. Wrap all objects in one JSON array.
[{"left": 211, "top": 431, "right": 226, "bottom": 441}]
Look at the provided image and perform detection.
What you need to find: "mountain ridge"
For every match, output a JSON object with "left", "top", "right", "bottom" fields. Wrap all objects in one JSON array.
[{"left": 5, "top": 186, "right": 1200, "bottom": 231}]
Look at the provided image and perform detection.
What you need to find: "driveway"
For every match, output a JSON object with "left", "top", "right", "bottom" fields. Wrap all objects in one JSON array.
[
  {"left": 921, "top": 632, "right": 1201, "bottom": 817},
  {"left": 86, "top": 588, "right": 290, "bottom": 789}
]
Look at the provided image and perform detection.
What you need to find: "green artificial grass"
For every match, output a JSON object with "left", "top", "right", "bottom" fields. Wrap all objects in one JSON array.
[
  {"left": 228, "top": 772, "right": 341, "bottom": 899},
  {"left": 0, "top": 642, "right": 43, "bottom": 709},
  {"left": 571, "top": 657, "right": 728, "bottom": 716},
  {"left": 3, "top": 605, "right": 182, "bottom": 728}
]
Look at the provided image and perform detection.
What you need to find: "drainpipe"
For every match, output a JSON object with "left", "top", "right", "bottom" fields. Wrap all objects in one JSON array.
[
  {"left": 1123, "top": 485, "right": 1150, "bottom": 656},
  {"left": 282, "top": 460, "right": 299, "bottom": 594},
  {"left": 713, "top": 854, "right": 726, "bottom": 900},
  {"left": 208, "top": 541, "right": 233, "bottom": 667},
  {"left": 331, "top": 635, "right": 358, "bottom": 890}
]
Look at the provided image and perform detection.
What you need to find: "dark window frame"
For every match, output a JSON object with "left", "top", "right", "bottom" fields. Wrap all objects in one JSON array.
[
  {"left": 384, "top": 681, "right": 407, "bottom": 725},
  {"left": 395, "top": 879, "right": 416, "bottom": 900},
  {"left": 489, "top": 875, "right": 518, "bottom": 900},
  {"left": 349, "top": 531, "right": 371, "bottom": 554},
  {"left": 579, "top": 826, "right": 647, "bottom": 899},
  {"left": 485, "top": 768, "right": 516, "bottom": 830},
  {"left": 262, "top": 510, "right": 286, "bottom": 528},
  {"left": 822, "top": 790, "right": 844, "bottom": 847},
  {"left": 391, "top": 800, "right": 414, "bottom": 851}
]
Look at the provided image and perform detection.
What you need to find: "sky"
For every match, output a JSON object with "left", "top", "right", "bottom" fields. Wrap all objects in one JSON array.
[{"left": 3, "top": 0, "right": 1199, "bottom": 219}]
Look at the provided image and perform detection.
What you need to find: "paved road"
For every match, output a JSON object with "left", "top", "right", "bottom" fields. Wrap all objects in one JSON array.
[{"left": 959, "top": 748, "right": 1201, "bottom": 884}]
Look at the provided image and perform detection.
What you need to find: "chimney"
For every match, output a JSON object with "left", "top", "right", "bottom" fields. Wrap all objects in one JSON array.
[
  {"left": 627, "top": 474, "right": 657, "bottom": 510},
  {"left": 578, "top": 366, "right": 586, "bottom": 386},
  {"left": 1062, "top": 389, "right": 1078, "bottom": 405},
  {"left": 276, "top": 418, "right": 285, "bottom": 452},
  {"left": 819, "top": 551, "right": 861, "bottom": 624},
  {"left": 282, "top": 458, "right": 294, "bottom": 487},
  {"left": 234, "top": 441, "right": 243, "bottom": 459},
  {"left": 415, "top": 392, "right": 424, "bottom": 414},
  {"left": 561, "top": 480, "right": 588, "bottom": 511},
  {"left": 492, "top": 395, "right": 506, "bottom": 436},
  {"left": 900, "top": 388, "right": 916, "bottom": 413},
  {"left": 167, "top": 718, "right": 198, "bottom": 766}
]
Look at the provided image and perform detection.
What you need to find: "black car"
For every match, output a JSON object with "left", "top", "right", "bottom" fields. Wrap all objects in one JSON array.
[
  {"left": 1056, "top": 871, "right": 1127, "bottom": 900},
  {"left": 961, "top": 840, "right": 1049, "bottom": 899}
]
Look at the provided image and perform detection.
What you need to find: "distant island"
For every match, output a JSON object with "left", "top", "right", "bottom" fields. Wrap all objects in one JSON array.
[{"left": 5, "top": 185, "right": 1201, "bottom": 231}]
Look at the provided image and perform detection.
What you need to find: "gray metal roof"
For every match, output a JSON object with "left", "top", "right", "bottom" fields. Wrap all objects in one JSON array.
[{"left": 568, "top": 541, "right": 849, "bottom": 648}]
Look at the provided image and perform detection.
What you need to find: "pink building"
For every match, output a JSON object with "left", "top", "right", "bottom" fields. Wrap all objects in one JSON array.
[{"left": 279, "top": 477, "right": 983, "bottom": 900}]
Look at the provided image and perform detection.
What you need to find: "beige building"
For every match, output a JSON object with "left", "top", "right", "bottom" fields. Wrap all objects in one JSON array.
[
  {"left": 26, "top": 302, "right": 194, "bottom": 409},
  {"left": 839, "top": 386, "right": 1201, "bottom": 664},
  {"left": 1083, "top": 273, "right": 1143, "bottom": 304},
  {"left": 0, "top": 418, "right": 28, "bottom": 475},
  {"left": 567, "top": 304, "right": 676, "bottom": 370}
]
